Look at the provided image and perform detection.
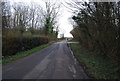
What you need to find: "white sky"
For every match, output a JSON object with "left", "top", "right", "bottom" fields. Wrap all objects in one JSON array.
[
  {"left": 58, "top": 0, "right": 73, "bottom": 38},
  {"left": 9, "top": 0, "right": 74, "bottom": 38}
]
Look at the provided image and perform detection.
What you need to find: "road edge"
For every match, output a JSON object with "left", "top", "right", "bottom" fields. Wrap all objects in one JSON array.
[
  {"left": 67, "top": 42, "right": 94, "bottom": 79},
  {"left": 2, "top": 41, "right": 59, "bottom": 65}
]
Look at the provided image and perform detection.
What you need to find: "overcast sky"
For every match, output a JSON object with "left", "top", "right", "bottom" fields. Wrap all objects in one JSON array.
[{"left": 9, "top": 0, "right": 74, "bottom": 38}]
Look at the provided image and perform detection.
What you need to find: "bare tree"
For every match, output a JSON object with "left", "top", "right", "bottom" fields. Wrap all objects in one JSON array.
[
  {"left": 67, "top": 0, "right": 120, "bottom": 61},
  {"left": 2, "top": 0, "right": 11, "bottom": 29},
  {"left": 43, "top": 0, "right": 61, "bottom": 36}
]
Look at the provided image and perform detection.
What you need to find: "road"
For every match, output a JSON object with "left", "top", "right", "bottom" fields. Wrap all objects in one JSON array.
[{"left": 3, "top": 40, "right": 89, "bottom": 79}]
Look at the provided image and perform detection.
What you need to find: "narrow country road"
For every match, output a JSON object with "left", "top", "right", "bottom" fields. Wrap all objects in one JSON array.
[{"left": 3, "top": 40, "right": 89, "bottom": 79}]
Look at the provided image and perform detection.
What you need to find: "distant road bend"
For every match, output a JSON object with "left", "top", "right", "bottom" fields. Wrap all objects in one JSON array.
[{"left": 3, "top": 40, "right": 89, "bottom": 79}]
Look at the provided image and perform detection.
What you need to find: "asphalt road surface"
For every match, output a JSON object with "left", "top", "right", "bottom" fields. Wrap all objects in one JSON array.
[{"left": 3, "top": 40, "right": 89, "bottom": 79}]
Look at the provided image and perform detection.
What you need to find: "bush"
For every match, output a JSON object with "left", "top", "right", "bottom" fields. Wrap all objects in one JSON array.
[{"left": 2, "top": 36, "right": 49, "bottom": 56}]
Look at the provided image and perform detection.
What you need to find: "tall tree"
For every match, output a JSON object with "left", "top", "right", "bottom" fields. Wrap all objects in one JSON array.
[
  {"left": 43, "top": 0, "right": 60, "bottom": 36},
  {"left": 66, "top": 0, "right": 120, "bottom": 61}
]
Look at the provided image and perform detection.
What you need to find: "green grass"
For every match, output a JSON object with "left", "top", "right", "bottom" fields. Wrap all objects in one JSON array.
[
  {"left": 1, "top": 42, "right": 54, "bottom": 64},
  {"left": 70, "top": 43, "right": 119, "bottom": 79}
]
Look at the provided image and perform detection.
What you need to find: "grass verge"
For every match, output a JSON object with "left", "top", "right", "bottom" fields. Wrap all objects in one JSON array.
[
  {"left": 1, "top": 41, "right": 56, "bottom": 64},
  {"left": 69, "top": 43, "right": 119, "bottom": 79}
]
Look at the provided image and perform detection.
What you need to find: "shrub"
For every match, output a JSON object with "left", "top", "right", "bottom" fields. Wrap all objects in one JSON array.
[{"left": 2, "top": 36, "right": 49, "bottom": 56}]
